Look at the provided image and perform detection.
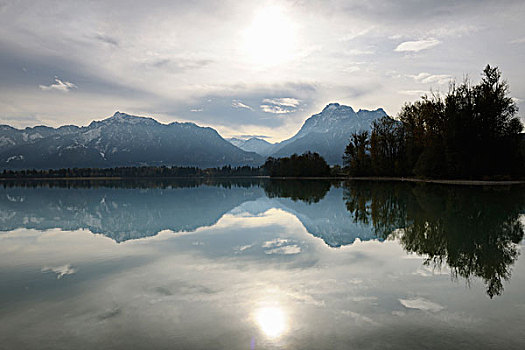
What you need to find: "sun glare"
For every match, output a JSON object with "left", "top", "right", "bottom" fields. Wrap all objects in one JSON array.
[
  {"left": 243, "top": 6, "right": 296, "bottom": 66},
  {"left": 254, "top": 306, "right": 287, "bottom": 338}
]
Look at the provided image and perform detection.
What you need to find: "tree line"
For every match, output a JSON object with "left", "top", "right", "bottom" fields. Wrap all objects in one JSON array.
[
  {"left": 0, "top": 165, "right": 263, "bottom": 179},
  {"left": 344, "top": 65, "right": 525, "bottom": 179},
  {"left": 263, "top": 152, "right": 331, "bottom": 177},
  {"left": 0, "top": 155, "right": 334, "bottom": 179}
]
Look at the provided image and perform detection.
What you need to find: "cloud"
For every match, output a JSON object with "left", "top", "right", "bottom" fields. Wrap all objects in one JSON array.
[
  {"left": 261, "top": 238, "right": 301, "bottom": 254},
  {"left": 343, "top": 66, "right": 361, "bottom": 73},
  {"left": 346, "top": 48, "right": 375, "bottom": 56},
  {"left": 1, "top": 0, "right": 524, "bottom": 142},
  {"left": 236, "top": 134, "right": 271, "bottom": 139},
  {"left": 341, "top": 310, "right": 378, "bottom": 325},
  {"left": 94, "top": 33, "right": 119, "bottom": 47},
  {"left": 143, "top": 57, "right": 212, "bottom": 72},
  {"left": 232, "top": 100, "right": 254, "bottom": 111},
  {"left": 97, "top": 307, "right": 122, "bottom": 320},
  {"left": 509, "top": 37, "right": 525, "bottom": 44},
  {"left": 262, "top": 98, "right": 301, "bottom": 108},
  {"left": 235, "top": 244, "right": 254, "bottom": 252},
  {"left": 190, "top": 108, "right": 203, "bottom": 112},
  {"left": 413, "top": 265, "right": 449, "bottom": 277},
  {"left": 399, "top": 297, "right": 444, "bottom": 312},
  {"left": 262, "top": 238, "right": 290, "bottom": 248},
  {"left": 338, "top": 27, "right": 374, "bottom": 41},
  {"left": 260, "top": 97, "right": 301, "bottom": 114},
  {"left": 260, "top": 105, "right": 293, "bottom": 114},
  {"left": 264, "top": 245, "right": 301, "bottom": 255},
  {"left": 429, "top": 24, "right": 479, "bottom": 38},
  {"left": 41, "top": 264, "right": 77, "bottom": 279},
  {"left": 39, "top": 77, "right": 77, "bottom": 92},
  {"left": 395, "top": 38, "right": 441, "bottom": 52},
  {"left": 410, "top": 72, "right": 452, "bottom": 85},
  {"left": 399, "top": 90, "right": 429, "bottom": 96}
]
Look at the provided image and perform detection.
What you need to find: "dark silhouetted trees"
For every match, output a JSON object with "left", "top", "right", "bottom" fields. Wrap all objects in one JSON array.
[
  {"left": 0, "top": 165, "right": 264, "bottom": 179},
  {"left": 343, "top": 131, "right": 371, "bottom": 176},
  {"left": 263, "top": 152, "right": 330, "bottom": 177},
  {"left": 370, "top": 117, "right": 406, "bottom": 176},
  {"left": 343, "top": 181, "right": 525, "bottom": 297},
  {"left": 343, "top": 65, "right": 524, "bottom": 179}
]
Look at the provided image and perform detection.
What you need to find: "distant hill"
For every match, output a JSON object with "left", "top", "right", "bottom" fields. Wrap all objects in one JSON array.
[
  {"left": 0, "top": 112, "right": 263, "bottom": 169},
  {"left": 226, "top": 137, "right": 274, "bottom": 156},
  {"left": 270, "top": 103, "right": 387, "bottom": 164}
]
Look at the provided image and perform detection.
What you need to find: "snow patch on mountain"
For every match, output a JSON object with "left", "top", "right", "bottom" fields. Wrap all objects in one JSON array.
[{"left": 0, "top": 111, "right": 263, "bottom": 169}]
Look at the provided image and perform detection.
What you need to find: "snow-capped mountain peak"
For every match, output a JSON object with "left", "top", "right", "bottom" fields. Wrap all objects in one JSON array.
[
  {"left": 0, "top": 112, "right": 263, "bottom": 169},
  {"left": 321, "top": 102, "right": 355, "bottom": 114}
]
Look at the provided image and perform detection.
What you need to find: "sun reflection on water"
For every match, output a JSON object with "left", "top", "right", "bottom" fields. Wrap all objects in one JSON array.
[{"left": 254, "top": 306, "right": 287, "bottom": 338}]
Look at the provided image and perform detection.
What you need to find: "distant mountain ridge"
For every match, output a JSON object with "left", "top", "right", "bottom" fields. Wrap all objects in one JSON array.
[
  {"left": 228, "top": 103, "right": 388, "bottom": 164},
  {"left": 0, "top": 112, "right": 263, "bottom": 169},
  {"left": 270, "top": 103, "right": 387, "bottom": 164},
  {"left": 226, "top": 137, "right": 274, "bottom": 156},
  {"left": 2, "top": 103, "right": 387, "bottom": 170}
]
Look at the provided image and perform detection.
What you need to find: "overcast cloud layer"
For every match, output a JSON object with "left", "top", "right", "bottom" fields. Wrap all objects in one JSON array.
[{"left": 0, "top": 0, "right": 524, "bottom": 141}]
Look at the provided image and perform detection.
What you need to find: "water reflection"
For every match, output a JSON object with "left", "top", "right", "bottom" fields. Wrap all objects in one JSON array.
[
  {"left": 1, "top": 179, "right": 525, "bottom": 348},
  {"left": 0, "top": 179, "right": 524, "bottom": 298},
  {"left": 254, "top": 306, "right": 287, "bottom": 338},
  {"left": 344, "top": 181, "right": 525, "bottom": 297},
  {"left": 0, "top": 180, "right": 265, "bottom": 242},
  {"left": 263, "top": 179, "right": 332, "bottom": 204}
]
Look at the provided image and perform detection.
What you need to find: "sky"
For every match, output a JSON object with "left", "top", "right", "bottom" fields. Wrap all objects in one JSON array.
[{"left": 0, "top": 0, "right": 524, "bottom": 142}]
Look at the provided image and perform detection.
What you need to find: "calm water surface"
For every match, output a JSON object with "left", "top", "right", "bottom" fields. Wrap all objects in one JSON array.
[{"left": 0, "top": 179, "right": 524, "bottom": 349}]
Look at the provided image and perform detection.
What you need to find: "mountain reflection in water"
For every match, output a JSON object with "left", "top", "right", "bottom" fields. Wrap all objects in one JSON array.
[{"left": 1, "top": 179, "right": 524, "bottom": 298}]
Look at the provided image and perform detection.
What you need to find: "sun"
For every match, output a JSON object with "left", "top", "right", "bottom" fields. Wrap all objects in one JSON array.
[{"left": 243, "top": 6, "right": 296, "bottom": 66}]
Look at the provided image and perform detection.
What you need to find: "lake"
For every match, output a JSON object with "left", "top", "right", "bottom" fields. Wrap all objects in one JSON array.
[{"left": 0, "top": 179, "right": 524, "bottom": 349}]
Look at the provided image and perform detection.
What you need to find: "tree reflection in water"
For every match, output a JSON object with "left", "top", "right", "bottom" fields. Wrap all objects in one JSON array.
[
  {"left": 263, "top": 179, "right": 332, "bottom": 204},
  {"left": 343, "top": 181, "right": 525, "bottom": 298}
]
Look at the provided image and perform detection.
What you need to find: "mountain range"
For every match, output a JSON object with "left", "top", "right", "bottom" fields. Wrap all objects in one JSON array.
[
  {"left": 0, "top": 103, "right": 387, "bottom": 169},
  {"left": 0, "top": 112, "right": 262, "bottom": 169}
]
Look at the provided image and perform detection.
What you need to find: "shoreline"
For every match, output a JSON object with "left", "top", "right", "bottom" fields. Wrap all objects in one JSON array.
[
  {"left": 343, "top": 176, "right": 525, "bottom": 186},
  {"left": 0, "top": 175, "right": 524, "bottom": 185}
]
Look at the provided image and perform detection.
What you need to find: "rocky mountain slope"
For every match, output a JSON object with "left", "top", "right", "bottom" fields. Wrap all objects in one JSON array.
[{"left": 270, "top": 103, "right": 387, "bottom": 164}]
